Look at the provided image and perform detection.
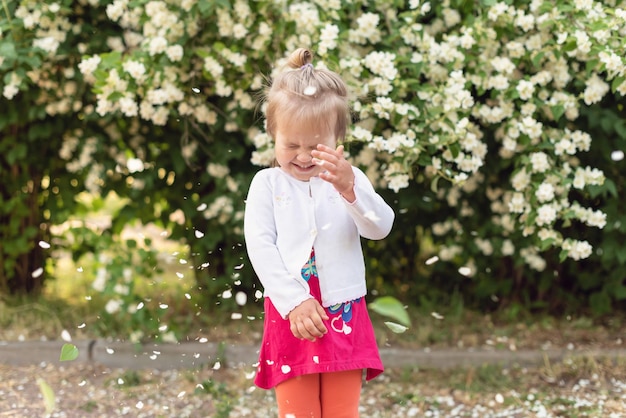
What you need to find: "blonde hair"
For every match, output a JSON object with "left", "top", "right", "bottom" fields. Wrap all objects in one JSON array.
[{"left": 264, "top": 48, "right": 349, "bottom": 141}]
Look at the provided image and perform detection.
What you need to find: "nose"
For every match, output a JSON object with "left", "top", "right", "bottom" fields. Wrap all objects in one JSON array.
[{"left": 296, "top": 149, "right": 312, "bottom": 162}]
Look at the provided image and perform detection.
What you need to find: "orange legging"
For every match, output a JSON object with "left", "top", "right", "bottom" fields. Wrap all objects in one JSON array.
[{"left": 274, "top": 369, "right": 362, "bottom": 418}]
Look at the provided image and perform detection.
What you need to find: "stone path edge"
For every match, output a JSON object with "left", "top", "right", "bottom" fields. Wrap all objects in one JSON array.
[{"left": 1, "top": 340, "right": 625, "bottom": 371}]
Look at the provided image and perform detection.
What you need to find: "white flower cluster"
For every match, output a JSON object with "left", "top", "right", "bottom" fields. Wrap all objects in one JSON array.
[
  {"left": 16, "top": 2, "right": 68, "bottom": 56},
  {"left": 348, "top": 13, "right": 381, "bottom": 45}
]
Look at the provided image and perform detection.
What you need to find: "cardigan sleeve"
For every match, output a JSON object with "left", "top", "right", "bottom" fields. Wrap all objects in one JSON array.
[
  {"left": 243, "top": 170, "right": 313, "bottom": 318},
  {"left": 341, "top": 166, "right": 395, "bottom": 240}
]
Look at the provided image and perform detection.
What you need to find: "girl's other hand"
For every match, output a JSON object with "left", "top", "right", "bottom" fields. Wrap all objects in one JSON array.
[
  {"left": 287, "top": 299, "right": 329, "bottom": 341},
  {"left": 312, "top": 144, "right": 356, "bottom": 202}
]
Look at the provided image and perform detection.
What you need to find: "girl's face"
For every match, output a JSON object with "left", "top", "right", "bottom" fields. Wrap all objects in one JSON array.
[{"left": 274, "top": 121, "right": 336, "bottom": 181}]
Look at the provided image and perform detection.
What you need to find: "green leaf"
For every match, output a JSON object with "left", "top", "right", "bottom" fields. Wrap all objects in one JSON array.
[
  {"left": 551, "top": 105, "right": 565, "bottom": 122},
  {"left": 615, "top": 120, "right": 626, "bottom": 140},
  {"left": 384, "top": 321, "right": 409, "bottom": 333},
  {"left": 589, "top": 291, "right": 611, "bottom": 315},
  {"left": 611, "top": 76, "right": 625, "bottom": 94},
  {"left": 562, "top": 40, "right": 577, "bottom": 52},
  {"left": 6, "top": 143, "right": 27, "bottom": 165},
  {"left": 36, "top": 378, "right": 56, "bottom": 414},
  {"left": 0, "top": 41, "right": 17, "bottom": 61},
  {"left": 531, "top": 51, "right": 545, "bottom": 68},
  {"left": 448, "top": 142, "right": 461, "bottom": 159},
  {"left": 99, "top": 51, "right": 122, "bottom": 68},
  {"left": 539, "top": 238, "right": 555, "bottom": 251},
  {"left": 60, "top": 343, "right": 79, "bottom": 361},
  {"left": 612, "top": 285, "right": 626, "bottom": 300},
  {"left": 369, "top": 296, "right": 411, "bottom": 327}
]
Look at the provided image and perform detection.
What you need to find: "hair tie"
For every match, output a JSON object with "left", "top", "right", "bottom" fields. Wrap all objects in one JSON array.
[{"left": 300, "top": 63, "right": 314, "bottom": 70}]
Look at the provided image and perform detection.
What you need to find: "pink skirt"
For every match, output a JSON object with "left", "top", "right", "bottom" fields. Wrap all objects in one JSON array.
[{"left": 254, "top": 249, "right": 384, "bottom": 389}]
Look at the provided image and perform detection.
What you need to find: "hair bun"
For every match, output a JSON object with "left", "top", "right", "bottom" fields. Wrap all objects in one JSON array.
[{"left": 288, "top": 48, "right": 313, "bottom": 69}]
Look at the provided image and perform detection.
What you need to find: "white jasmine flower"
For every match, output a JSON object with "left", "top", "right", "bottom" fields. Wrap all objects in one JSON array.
[
  {"left": 105, "top": 299, "right": 122, "bottom": 314},
  {"left": 119, "top": 96, "right": 138, "bottom": 117},
  {"left": 508, "top": 192, "right": 526, "bottom": 213},
  {"left": 535, "top": 182, "right": 555, "bottom": 202},
  {"left": 79, "top": 55, "right": 101, "bottom": 76},
  {"left": 363, "top": 51, "right": 397, "bottom": 80},
  {"left": 207, "top": 163, "right": 230, "bottom": 178},
  {"left": 92, "top": 268, "right": 107, "bottom": 292},
  {"left": 516, "top": 79, "right": 535, "bottom": 100},
  {"left": 122, "top": 60, "right": 146, "bottom": 80},
  {"left": 563, "top": 239, "right": 592, "bottom": 260},
  {"left": 148, "top": 36, "right": 168, "bottom": 56},
  {"left": 204, "top": 56, "right": 224, "bottom": 77},
  {"left": 501, "top": 239, "right": 515, "bottom": 256},
  {"left": 166, "top": 45, "right": 184, "bottom": 62},
  {"left": 152, "top": 106, "right": 168, "bottom": 125},
  {"left": 232, "top": 23, "right": 248, "bottom": 39},
  {"left": 583, "top": 73, "right": 609, "bottom": 105},
  {"left": 536, "top": 204, "right": 557, "bottom": 226},
  {"left": 127, "top": 158, "right": 144, "bottom": 173},
  {"left": 488, "top": 2, "right": 509, "bottom": 20},
  {"left": 319, "top": 23, "right": 339, "bottom": 54},
  {"left": 3, "top": 84, "right": 19, "bottom": 100},
  {"left": 349, "top": 12, "right": 381, "bottom": 44},
  {"left": 106, "top": 0, "right": 125, "bottom": 21},
  {"left": 529, "top": 152, "right": 550, "bottom": 173}
]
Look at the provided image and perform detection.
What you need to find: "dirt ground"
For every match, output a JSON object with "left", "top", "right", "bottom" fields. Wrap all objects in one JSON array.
[
  {"left": 2, "top": 349, "right": 626, "bottom": 417},
  {"left": 2, "top": 307, "right": 626, "bottom": 417}
]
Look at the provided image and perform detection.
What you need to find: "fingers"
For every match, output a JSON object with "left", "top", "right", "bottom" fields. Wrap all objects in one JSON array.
[
  {"left": 312, "top": 144, "right": 343, "bottom": 164},
  {"left": 312, "top": 144, "right": 353, "bottom": 191},
  {"left": 288, "top": 299, "right": 329, "bottom": 341}
]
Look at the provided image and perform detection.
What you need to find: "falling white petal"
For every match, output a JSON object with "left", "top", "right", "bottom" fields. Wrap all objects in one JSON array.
[
  {"left": 458, "top": 266, "right": 472, "bottom": 276},
  {"left": 235, "top": 291, "right": 247, "bottom": 306},
  {"left": 431, "top": 312, "right": 444, "bottom": 320},
  {"left": 611, "top": 150, "right": 624, "bottom": 161},
  {"left": 61, "top": 330, "right": 72, "bottom": 342}
]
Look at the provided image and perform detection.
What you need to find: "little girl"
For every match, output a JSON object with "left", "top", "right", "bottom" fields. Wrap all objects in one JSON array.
[{"left": 244, "top": 48, "right": 395, "bottom": 418}]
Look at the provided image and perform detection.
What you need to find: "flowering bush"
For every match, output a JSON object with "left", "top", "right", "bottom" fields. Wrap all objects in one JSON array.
[{"left": 2, "top": 0, "right": 626, "bottom": 317}]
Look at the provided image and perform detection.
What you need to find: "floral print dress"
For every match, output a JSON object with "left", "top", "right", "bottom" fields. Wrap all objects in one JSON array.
[{"left": 254, "top": 248, "right": 384, "bottom": 389}]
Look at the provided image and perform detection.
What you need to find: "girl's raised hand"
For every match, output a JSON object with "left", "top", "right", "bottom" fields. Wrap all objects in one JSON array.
[{"left": 312, "top": 144, "right": 356, "bottom": 202}]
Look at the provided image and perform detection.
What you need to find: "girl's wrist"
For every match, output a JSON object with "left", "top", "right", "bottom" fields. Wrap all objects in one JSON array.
[{"left": 339, "top": 180, "right": 354, "bottom": 196}]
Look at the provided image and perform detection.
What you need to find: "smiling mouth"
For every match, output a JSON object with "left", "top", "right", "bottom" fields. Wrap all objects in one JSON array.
[{"left": 294, "top": 164, "right": 315, "bottom": 170}]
